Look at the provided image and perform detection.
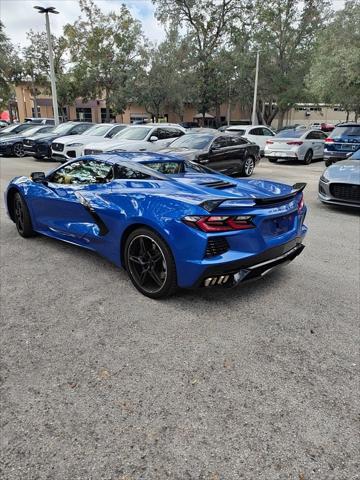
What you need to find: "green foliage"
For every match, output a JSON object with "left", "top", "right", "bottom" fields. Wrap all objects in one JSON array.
[
  {"left": 307, "top": 0, "right": 360, "bottom": 118},
  {"left": 0, "top": 22, "right": 21, "bottom": 110},
  {"left": 63, "top": 0, "right": 144, "bottom": 120}
]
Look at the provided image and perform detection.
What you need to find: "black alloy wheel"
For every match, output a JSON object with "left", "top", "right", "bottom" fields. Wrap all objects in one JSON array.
[
  {"left": 125, "top": 228, "right": 177, "bottom": 298},
  {"left": 303, "top": 149, "right": 313, "bottom": 165},
  {"left": 13, "top": 192, "right": 35, "bottom": 238},
  {"left": 13, "top": 143, "right": 25, "bottom": 157}
]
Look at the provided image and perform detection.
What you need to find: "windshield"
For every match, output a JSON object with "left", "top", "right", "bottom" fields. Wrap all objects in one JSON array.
[
  {"left": 0, "top": 124, "right": 18, "bottom": 133},
  {"left": 169, "top": 134, "right": 214, "bottom": 150},
  {"left": 114, "top": 126, "right": 151, "bottom": 140},
  {"left": 84, "top": 124, "right": 112, "bottom": 136},
  {"left": 330, "top": 125, "right": 360, "bottom": 138},
  {"left": 23, "top": 126, "right": 49, "bottom": 136},
  {"left": 275, "top": 130, "right": 304, "bottom": 138},
  {"left": 52, "top": 123, "right": 75, "bottom": 135}
]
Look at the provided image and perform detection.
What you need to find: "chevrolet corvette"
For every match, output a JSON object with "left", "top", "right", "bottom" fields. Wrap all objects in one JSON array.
[{"left": 5, "top": 152, "right": 307, "bottom": 298}]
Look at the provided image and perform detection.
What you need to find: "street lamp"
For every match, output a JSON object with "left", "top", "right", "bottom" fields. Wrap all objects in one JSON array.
[
  {"left": 251, "top": 50, "right": 260, "bottom": 126},
  {"left": 34, "top": 6, "right": 60, "bottom": 126}
]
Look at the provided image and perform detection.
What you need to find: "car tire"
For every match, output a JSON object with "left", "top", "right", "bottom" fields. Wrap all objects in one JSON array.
[
  {"left": 303, "top": 149, "right": 313, "bottom": 165},
  {"left": 268, "top": 158, "right": 278, "bottom": 163},
  {"left": 34, "top": 155, "right": 44, "bottom": 160},
  {"left": 13, "top": 192, "right": 35, "bottom": 238},
  {"left": 325, "top": 159, "right": 332, "bottom": 167},
  {"left": 13, "top": 143, "right": 25, "bottom": 157},
  {"left": 241, "top": 156, "right": 255, "bottom": 177},
  {"left": 124, "top": 227, "right": 178, "bottom": 299}
]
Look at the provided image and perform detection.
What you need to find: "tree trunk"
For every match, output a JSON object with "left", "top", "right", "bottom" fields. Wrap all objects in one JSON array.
[
  {"left": 346, "top": 110, "right": 349, "bottom": 121},
  {"left": 354, "top": 109, "right": 358, "bottom": 122},
  {"left": 277, "top": 110, "right": 286, "bottom": 129}
]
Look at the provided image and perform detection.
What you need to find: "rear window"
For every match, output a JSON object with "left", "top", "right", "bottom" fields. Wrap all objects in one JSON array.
[
  {"left": 275, "top": 130, "right": 303, "bottom": 138},
  {"left": 330, "top": 125, "right": 360, "bottom": 138},
  {"left": 227, "top": 128, "right": 245, "bottom": 135}
]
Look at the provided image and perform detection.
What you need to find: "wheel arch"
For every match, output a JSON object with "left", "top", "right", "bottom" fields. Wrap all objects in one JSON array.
[
  {"left": 6, "top": 186, "right": 21, "bottom": 222},
  {"left": 119, "top": 222, "right": 171, "bottom": 268}
]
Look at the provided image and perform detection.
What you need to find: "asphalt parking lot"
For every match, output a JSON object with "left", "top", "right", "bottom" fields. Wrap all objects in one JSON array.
[{"left": 0, "top": 156, "right": 359, "bottom": 480}]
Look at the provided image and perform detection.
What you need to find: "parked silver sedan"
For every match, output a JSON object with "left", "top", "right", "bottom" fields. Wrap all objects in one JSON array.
[
  {"left": 264, "top": 128, "right": 328, "bottom": 164},
  {"left": 319, "top": 150, "right": 360, "bottom": 208}
]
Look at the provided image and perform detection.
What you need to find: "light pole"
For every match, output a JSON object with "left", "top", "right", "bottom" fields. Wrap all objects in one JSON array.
[
  {"left": 34, "top": 6, "right": 60, "bottom": 125},
  {"left": 251, "top": 50, "right": 260, "bottom": 126}
]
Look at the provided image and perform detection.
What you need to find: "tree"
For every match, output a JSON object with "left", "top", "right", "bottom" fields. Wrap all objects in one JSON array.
[
  {"left": 152, "top": 0, "right": 246, "bottom": 122},
  {"left": 133, "top": 29, "right": 192, "bottom": 121},
  {"left": 64, "top": 0, "right": 144, "bottom": 121},
  {"left": 0, "top": 22, "right": 21, "bottom": 112},
  {"left": 240, "top": 0, "right": 331, "bottom": 127},
  {"left": 307, "top": 0, "right": 360, "bottom": 121}
]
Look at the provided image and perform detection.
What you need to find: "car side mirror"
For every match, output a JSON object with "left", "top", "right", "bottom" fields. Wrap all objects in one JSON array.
[
  {"left": 149, "top": 135, "right": 158, "bottom": 142},
  {"left": 31, "top": 172, "right": 46, "bottom": 183},
  {"left": 210, "top": 144, "right": 220, "bottom": 152}
]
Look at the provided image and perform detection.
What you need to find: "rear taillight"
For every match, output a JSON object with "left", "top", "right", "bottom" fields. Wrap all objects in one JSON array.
[
  {"left": 266, "top": 140, "right": 274, "bottom": 144},
  {"left": 287, "top": 141, "right": 303, "bottom": 145},
  {"left": 298, "top": 193, "right": 304, "bottom": 213},
  {"left": 183, "top": 215, "right": 255, "bottom": 232},
  {"left": 324, "top": 137, "right": 334, "bottom": 143}
]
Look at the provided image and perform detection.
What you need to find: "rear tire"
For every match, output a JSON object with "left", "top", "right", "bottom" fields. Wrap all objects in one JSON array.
[
  {"left": 124, "top": 227, "right": 177, "bottom": 299},
  {"left": 13, "top": 143, "right": 25, "bottom": 157},
  {"left": 268, "top": 158, "right": 278, "bottom": 163},
  {"left": 13, "top": 192, "right": 35, "bottom": 238},
  {"left": 303, "top": 149, "right": 313, "bottom": 165},
  {"left": 34, "top": 155, "right": 44, "bottom": 160},
  {"left": 241, "top": 156, "right": 255, "bottom": 177}
]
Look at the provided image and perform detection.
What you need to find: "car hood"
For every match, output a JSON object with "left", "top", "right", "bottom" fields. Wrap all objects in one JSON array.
[
  {"left": 0, "top": 134, "right": 24, "bottom": 143},
  {"left": 54, "top": 134, "right": 109, "bottom": 145},
  {"left": 85, "top": 139, "right": 148, "bottom": 151},
  {"left": 324, "top": 160, "right": 360, "bottom": 184}
]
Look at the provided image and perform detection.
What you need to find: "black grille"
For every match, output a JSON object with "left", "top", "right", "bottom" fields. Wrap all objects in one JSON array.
[
  {"left": 205, "top": 237, "right": 229, "bottom": 258},
  {"left": 330, "top": 183, "right": 360, "bottom": 202},
  {"left": 52, "top": 142, "right": 64, "bottom": 152},
  {"left": 199, "top": 180, "right": 236, "bottom": 189}
]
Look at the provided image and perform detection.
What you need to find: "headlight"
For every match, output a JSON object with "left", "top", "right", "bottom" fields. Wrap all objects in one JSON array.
[
  {"left": 320, "top": 173, "right": 330, "bottom": 183},
  {"left": 67, "top": 143, "right": 83, "bottom": 147}
]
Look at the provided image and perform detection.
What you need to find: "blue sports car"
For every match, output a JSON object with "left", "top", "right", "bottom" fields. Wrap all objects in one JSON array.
[{"left": 5, "top": 152, "right": 307, "bottom": 298}]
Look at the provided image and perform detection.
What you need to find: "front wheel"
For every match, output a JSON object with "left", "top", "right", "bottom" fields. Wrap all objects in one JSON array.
[
  {"left": 303, "top": 149, "right": 313, "bottom": 165},
  {"left": 124, "top": 228, "right": 177, "bottom": 298},
  {"left": 13, "top": 192, "right": 35, "bottom": 238},
  {"left": 241, "top": 156, "right": 255, "bottom": 177},
  {"left": 13, "top": 143, "right": 25, "bottom": 157}
]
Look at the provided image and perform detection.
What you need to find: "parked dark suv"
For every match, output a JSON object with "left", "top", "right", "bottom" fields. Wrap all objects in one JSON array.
[{"left": 324, "top": 122, "right": 360, "bottom": 166}]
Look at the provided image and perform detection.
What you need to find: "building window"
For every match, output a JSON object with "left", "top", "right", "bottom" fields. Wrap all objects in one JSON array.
[
  {"left": 295, "top": 106, "right": 322, "bottom": 112},
  {"left": 32, "top": 106, "right": 41, "bottom": 117},
  {"left": 76, "top": 108, "right": 92, "bottom": 122},
  {"left": 101, "top": 108, "right": 115, "bottom": 122}
]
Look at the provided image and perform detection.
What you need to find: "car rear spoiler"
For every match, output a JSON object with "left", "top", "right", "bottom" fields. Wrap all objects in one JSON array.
[{"left": 200, "top": 183, "right": 306, "bottom": 212}]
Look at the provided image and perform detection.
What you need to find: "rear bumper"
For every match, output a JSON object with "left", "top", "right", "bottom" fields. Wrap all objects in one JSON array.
[
  {"left": 323, "top": 150, "right": 351, "bottom": 164},
  {"left": 264, "top": 150, "right": 299, "bottom": 160},
  {"left": 190, "top": 237, "right": 305, "bottom": 288}
]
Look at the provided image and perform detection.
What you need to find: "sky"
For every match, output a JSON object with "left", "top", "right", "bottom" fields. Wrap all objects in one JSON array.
[
  {"left": 0, "top": 0, "right": 166, "bottom": 46},
  {"left": 0, "top": 0, "right": 346, "bottom": 48}
]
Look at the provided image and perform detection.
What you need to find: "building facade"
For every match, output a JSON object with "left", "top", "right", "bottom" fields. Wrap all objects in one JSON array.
[{"left": 14, "top": 83, "right": 350, "bottom": 127}]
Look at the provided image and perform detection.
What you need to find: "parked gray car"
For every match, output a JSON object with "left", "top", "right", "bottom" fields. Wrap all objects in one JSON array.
[{"left": 319, "top": 149, "right": 360, "bottom": 208}]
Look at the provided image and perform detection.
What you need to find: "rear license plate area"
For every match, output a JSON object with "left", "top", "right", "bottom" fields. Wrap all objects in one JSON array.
[{"left": 261, "top": 213, "right": 295, "bottom": 237}]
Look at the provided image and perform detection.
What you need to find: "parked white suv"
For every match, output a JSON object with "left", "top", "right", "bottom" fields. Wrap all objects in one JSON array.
[
  {"left": 225, "top": 125, "right": 275, "bottom": 153},
  {"left": 83, "top": 124, "right": 186, "bottom": 155},
  {"left": 51, "top": 123, "right": 127, "bottom": 162}
]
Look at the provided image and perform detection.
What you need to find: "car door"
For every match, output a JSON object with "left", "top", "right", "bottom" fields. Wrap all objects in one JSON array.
[
  {"left": 305, "top": 131, "right": 325, "bottom": 158},
  {"left": 206, "top": 136, "right": 232, "bottom": 172},
  {"left": 29, "top": 160, "right": 113, "bottom": 241}
]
